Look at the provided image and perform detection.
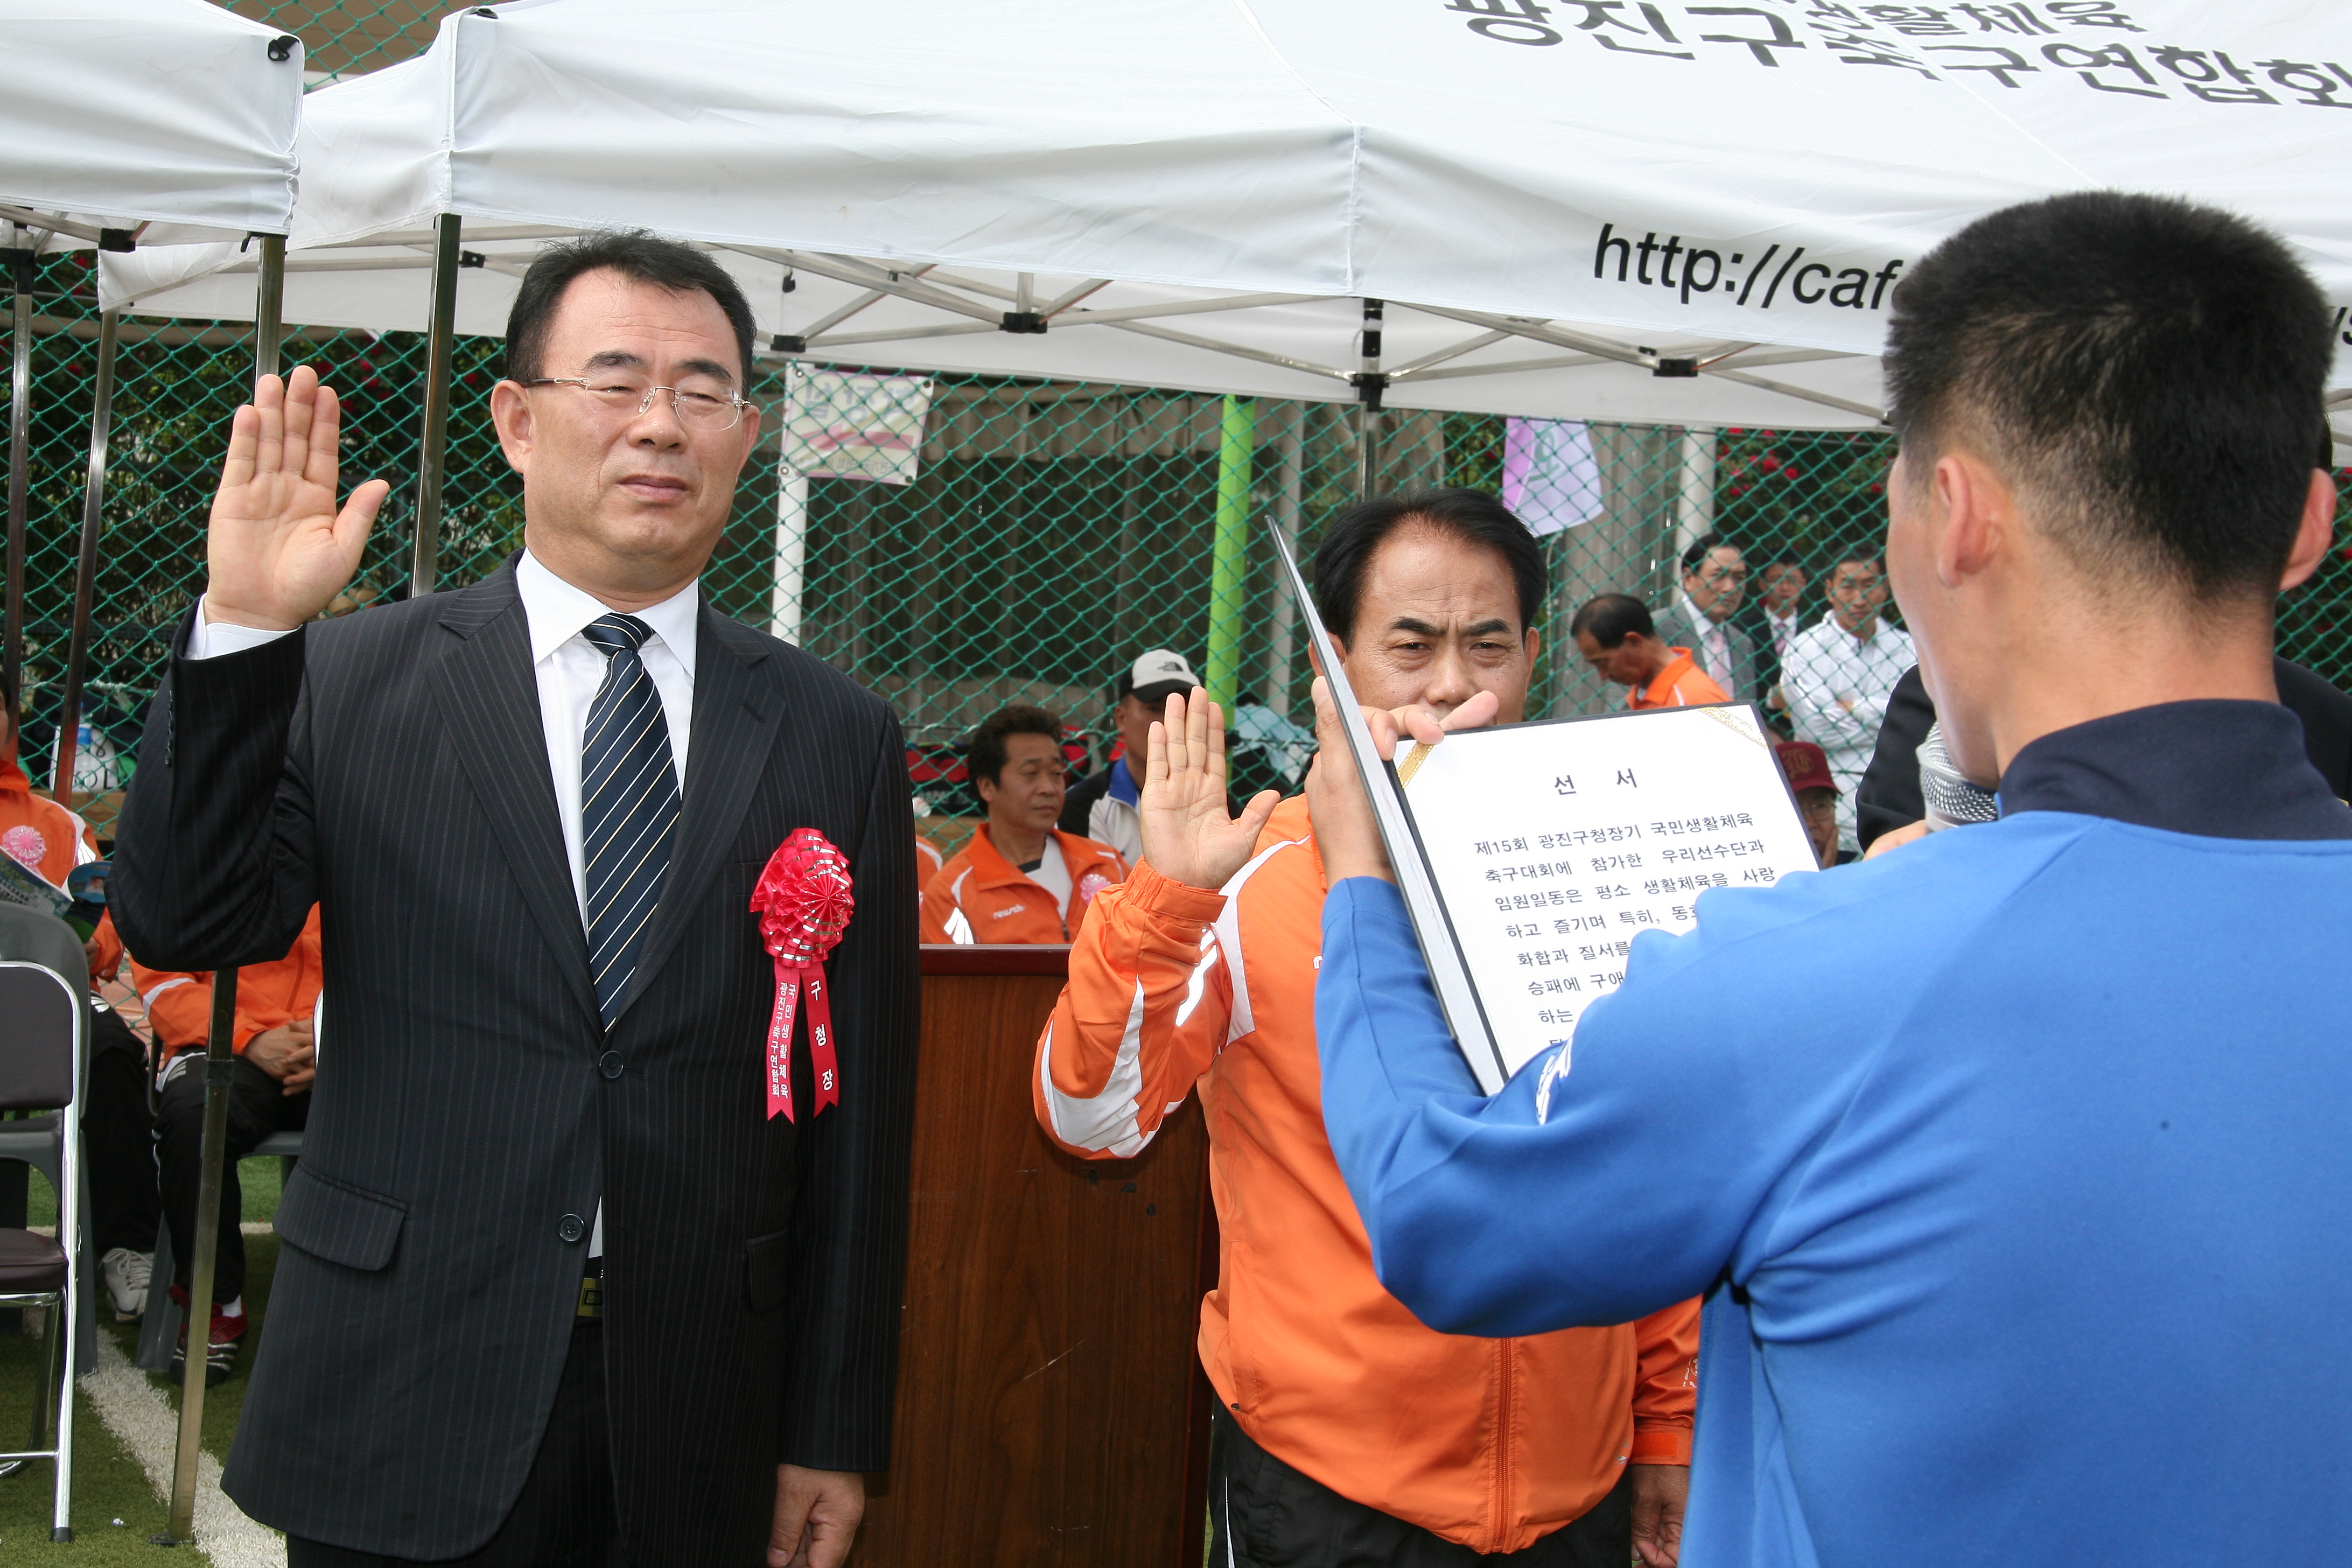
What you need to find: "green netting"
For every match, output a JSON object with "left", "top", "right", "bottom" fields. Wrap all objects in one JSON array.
[{"left": 6, "top": 1, "right": 2350, "bottom": 845}]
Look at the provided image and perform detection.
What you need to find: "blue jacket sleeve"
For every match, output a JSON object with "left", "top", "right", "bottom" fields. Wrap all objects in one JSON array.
[{"left": 1317, "top": 875, "right": 1860, "bottom": 1338}]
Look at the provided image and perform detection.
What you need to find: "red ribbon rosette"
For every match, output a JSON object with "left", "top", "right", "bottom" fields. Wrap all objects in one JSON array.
[{"left": 750, "top": 827, "right": 855, "bottom": 1122}]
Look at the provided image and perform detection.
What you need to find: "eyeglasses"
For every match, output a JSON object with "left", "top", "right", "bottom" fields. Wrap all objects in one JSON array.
[{"left": 523, "top": 377, "right": 755, "bottom": 432}]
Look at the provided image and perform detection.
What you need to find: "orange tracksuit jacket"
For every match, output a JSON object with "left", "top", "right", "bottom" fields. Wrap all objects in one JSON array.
[
  {"left": 134, "top": 904, "right": 325, "bottom": 1054},
  {"left": 921, "top": 824, "right": 1125, "bottom": 944},
  {"left": 1632, "top": 649, "right": 1731, "bottom": 710},
  {"left": 1034, "top": 796, "right": 1698, "bottom": 1553}
]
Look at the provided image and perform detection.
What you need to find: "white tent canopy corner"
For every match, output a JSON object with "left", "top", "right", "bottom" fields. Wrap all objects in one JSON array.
[
  {"left": 0, "top": 0, "right": 304, "bottom": 249},
  {"left": 96, "top": 0, "right": 2352, "bottom": 440}
]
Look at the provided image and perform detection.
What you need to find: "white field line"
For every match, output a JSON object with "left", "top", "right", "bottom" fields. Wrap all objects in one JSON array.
[{"left": 81, "top": 1333, "right": 286, "bottom": 1567}]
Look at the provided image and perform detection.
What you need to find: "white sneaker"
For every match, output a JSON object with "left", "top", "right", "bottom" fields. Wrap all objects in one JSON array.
[{"left": 101, "top": 1247, "right": 152, "bottom": 1320}]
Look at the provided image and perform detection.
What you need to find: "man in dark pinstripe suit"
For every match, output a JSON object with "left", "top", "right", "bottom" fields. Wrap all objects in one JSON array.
[{"left": 114, "top": 233, "right": 919, "bottom": 1567}]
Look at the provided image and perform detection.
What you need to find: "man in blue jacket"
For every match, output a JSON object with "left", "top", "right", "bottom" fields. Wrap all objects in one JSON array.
[{"left": 1306, "top": 190, "right": 2352, "bottom": 1567}]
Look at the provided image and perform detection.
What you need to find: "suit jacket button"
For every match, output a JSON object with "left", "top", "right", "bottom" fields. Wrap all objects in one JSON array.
[
  {"left": 599, "top": 1051, "right": 624, "bottom": 1080},
  {"left": 558, "top": 1214, "right": 586, "bottom": 1244}
]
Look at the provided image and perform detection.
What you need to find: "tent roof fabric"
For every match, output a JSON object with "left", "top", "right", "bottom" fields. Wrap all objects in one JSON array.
[
  {"left": 0, "top": 0, "right": 303, "bottom": 245},
  {"left": 99, "top": 0, "right": 2352, "bottom": 434}
]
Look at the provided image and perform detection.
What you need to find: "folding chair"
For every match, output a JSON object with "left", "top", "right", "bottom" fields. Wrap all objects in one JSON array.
[{"left": 0, "top": 956, "right": 86, "bottom": 1541}]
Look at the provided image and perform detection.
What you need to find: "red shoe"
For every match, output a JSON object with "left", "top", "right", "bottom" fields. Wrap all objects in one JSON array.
[{"left": 166, "top": 1286, "right": 248, "bottom": 1388}]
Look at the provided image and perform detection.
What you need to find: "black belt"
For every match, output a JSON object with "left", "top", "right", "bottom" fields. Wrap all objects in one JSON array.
[{"left": 577, "top": 1258, "right": 603, "bottom": 1320}]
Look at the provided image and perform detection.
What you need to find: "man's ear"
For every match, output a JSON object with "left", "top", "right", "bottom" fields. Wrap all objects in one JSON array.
[
  {"left": 1522, "top": 627, "right": 1541, "bottom": 667},
  {"left": 1935, "top": 451, "right": 2005, "bottom": 587},
  {"left": 2280, "top": 468, "right": 2337, "bottom": 592},
  {"left": 489, "top": 379, "right": 534, "bottom": 475}
]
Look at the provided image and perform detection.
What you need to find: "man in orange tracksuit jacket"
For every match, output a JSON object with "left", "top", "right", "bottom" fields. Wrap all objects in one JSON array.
[
  {"left": 1036, "top": 491, "right": 1698, "bottom": 1568},
  {"left": 1570, "top": 593, "right": 1733, "bottom": 712},
  {"left": 922, "top": 703, "right": 1125, "bottom": 943},
  {"left": 135, "top": 902, "right": 323, "bottom": 1384}
]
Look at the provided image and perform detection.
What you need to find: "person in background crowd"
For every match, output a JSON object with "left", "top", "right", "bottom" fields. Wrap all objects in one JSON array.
[
  {"left": 1784, "top": 554, "right": 1914, "bottom": 851},
  {"left": 1746, "top": 555, "right": 1807, "bottom": 731},
  {"left": 0, "top": 673, "right": 99, "bottom": 894},
  {"left": 1651, "top": 534, "right": 1756, "bottom": 701},
  {"left": 76, "top": 873, "right": 164, "bottom": 1321},
  {"left": 1572, "top": 594, "right": 1731, "bottom": 710},
  {"left": 913, "top": 826, "right": 945, "bottom": 900},
  {"left": 1774, "top": 740, "right": 1851, "bottom": 869},
  {"left": 1059, "top": 648, "right": 1202, "bottom": 863},
  {"left": 0, "top": 676, "right": 158, "bottom": 1315},
  {"left": 925, "top": 704, "right": 1125, "bottom": 944},
  {"left": 1039, "top": 490, "right": 1698, "bottom": 1568},
  {"left": 137, "top": 904, "right": 323, "bottom": 1385},
  {"left": 1307, "top": 189, "right": 2352, "bottom": 1568},
  {"left": 1856, "top": 651, "right": 2352, "bottom": 854}
]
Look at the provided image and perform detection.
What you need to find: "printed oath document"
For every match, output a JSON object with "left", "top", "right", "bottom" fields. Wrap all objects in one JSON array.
[
  {"left": 1391, "top": 704, "right": 1819, "bottom": 1090},
  {"left": 1265, "top": 520, "right": 1817, "bottom": 1094}
]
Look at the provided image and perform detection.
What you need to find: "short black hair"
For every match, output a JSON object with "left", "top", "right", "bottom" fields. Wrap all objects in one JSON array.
[
  {"left": 505, "top": 229, "right": 758, "bottom": 385},
  {"left": 1569, "top": 593, "right": 1655, "bottom": 648},
  {"left": 968, "top": 703, "right": 1063, "bottom": 790},
  {"left": 1885, "top": 191, "right": 2333, "bottom": 605},
  {"left": 1826, "top": 551, "right": 1882, "bottom": 577},
  {"left": 1679, "top": 533, "right": 1740, "bottom": 573},
  {"left": 1312, "top": 488, "right": 1545, "bottom": 641}
]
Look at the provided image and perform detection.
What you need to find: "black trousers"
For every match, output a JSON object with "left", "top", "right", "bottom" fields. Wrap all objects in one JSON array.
[
  {"left": 1209, "top": 1410, "right": 1633, "bottom": 1568},
  {"left": 155, "top": 1049, "right": 309, "bottom": 1303},
  {"left": 83, "top": 1000, "right": 159, "bottom": 1255},
  {"left": 287, "top": 1320, "right": 619, "bottom": 1567}
]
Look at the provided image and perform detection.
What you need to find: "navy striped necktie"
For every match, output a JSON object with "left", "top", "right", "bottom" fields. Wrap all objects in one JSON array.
[{"left": 581, "top": 613, "right": 681, "bottom": 1026}]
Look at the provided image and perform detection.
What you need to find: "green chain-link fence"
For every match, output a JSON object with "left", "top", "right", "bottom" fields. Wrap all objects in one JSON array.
[{"left": 8, "top": 1, "right": 2351, "bottom": 853}]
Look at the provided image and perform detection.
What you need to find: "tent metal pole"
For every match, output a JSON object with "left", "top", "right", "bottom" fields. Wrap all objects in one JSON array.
[
  {"left": 1205, "top": 395, "right": 1256, "bottom": 710},
  {"left": 5, "top": 227, "right": 33, "bottom": 706},
  {"left": 160, "top": 231, "right": 284, "bottom": 1550},
  {"left": 50, "top": 309, "right": 119, "bottom": 800},
  {"left": 410, "top": 212, "right": 460, "bottom": 598},
  {"left": 1355, "top": 299, "right": 1385, "bottom": 499}
]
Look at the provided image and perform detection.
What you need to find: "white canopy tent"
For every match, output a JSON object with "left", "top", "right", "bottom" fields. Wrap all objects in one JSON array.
[
  {"left": 100, "top": 0, "right": 2352, "bottom": 442},
  {"left": 0, "top": 0, "right": 302, "bottom": 248},
  {"left": 1, "top": 0, "right": 306, "bottom": 797}
]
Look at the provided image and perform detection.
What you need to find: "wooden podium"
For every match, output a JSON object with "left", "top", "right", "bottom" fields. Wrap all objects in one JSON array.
[{"left": 850, "top": 945, "right": 1214, "bottom": 1568}]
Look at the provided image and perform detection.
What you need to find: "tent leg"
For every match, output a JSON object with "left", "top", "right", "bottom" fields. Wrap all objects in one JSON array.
[
  {"left": 1261, "top": 420, "right": 1304, "bottom": 718},
  {"left": 771, "top": 467, "right": 810, "bottom": 644},
  {"left": 410, "top": 212, "right": 460, "bottom": 598},
  {"left": 1205, "top": 396, "right": 1256, "bottom": 710},
  {"left": 52, "top": 310, "right": 119, "bottom": 800},
  {"left": 158, "top": 231, "right": 280, "bottom": 1550},
  {"left": 4, "top": 227, "right": 33, "bottom": 707},
  {"left": 160, "top": 973, "right": 236, "bottom": 1546}
]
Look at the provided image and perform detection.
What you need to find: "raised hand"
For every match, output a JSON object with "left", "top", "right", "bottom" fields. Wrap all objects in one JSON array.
[
  {"left": 1138, "top": 688, "right": 1280, "bottom": 891},
  {"left": 205, "top": 365, "right": 390, "bottom": 631}
]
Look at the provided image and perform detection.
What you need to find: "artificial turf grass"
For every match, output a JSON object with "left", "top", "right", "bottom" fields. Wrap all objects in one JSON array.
[
  {"left": 0, "top": 1232, "right": 285, "bottom": 1562},
  {"left": 0, "top": 1325, "right": 177, "bottom": 1558}
]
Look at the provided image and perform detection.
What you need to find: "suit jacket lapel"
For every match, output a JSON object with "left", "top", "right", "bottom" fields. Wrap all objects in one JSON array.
[
  {"left": 426, "top": 563, "right": 601, "bottom": 1033},
  {"left": 612, "top": 607, "right": 781, "bottom": 1023}
]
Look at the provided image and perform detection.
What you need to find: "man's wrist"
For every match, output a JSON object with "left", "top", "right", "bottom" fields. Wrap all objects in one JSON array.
[
  {"left": 201, "top": 594, "right": 303, "bottom": 633},
  {"left": 189, "top": 595, "right": 303, "bottom": 660}
]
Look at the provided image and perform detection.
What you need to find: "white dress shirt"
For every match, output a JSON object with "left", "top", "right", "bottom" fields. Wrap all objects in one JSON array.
[
  {"left": 1679, "top": 591, "right": 1734, "bottom": 691},
  {"left": 189, "top": 551, "right": 703, "bottom": 1256},
  {"left": 1784, "top": 611, "right": 1916, "bottom": 850}
]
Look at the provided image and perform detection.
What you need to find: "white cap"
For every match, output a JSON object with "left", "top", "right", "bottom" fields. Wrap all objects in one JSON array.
[{"left": 1123, "top": 648, "right": 1200, "bottom": 701}]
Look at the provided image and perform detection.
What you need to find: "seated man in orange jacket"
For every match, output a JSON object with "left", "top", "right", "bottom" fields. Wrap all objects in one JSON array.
[
  {"left": 922, "top": 704, "right": 1124, "bottom": 944},
  {"left": 136, "top": 902, "right": 323, "bottom": 1385},
  {"left": 1034, "top": 491, "right": 1699, "bottom": 1568}
]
